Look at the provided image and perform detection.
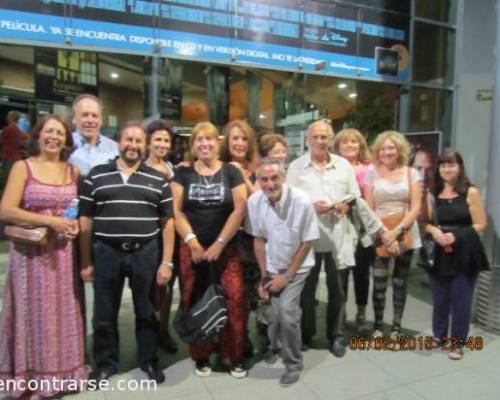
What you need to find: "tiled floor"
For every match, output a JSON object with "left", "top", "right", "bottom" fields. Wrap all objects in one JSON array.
[{"left": 0, "top": 244, "right": 498, "bottom": 399}]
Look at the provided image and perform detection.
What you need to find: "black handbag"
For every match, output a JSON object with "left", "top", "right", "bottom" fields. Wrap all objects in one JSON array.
[
  {"left": 418, "top": 234, "right": 436, "bottom": 270},
  {"left": 418, "top": 193, "right": 437, "bottom": 271},
  {"left": 174, "top": 263, "right": 227, "bottom": 344}
]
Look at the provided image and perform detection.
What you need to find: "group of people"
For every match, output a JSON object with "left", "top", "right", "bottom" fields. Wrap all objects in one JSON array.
[{"left": 0, "top": 93, "right": 489, "bottom": 397}]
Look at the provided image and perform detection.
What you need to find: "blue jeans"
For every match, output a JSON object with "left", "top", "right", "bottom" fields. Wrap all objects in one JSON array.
[{"left": 92, "top": 239, "right": 160, "bottom": 373}]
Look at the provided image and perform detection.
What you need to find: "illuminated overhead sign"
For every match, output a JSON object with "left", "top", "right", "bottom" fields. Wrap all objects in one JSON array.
[{"left": 0, "top": 0, "right": 410, "bottom": 81}]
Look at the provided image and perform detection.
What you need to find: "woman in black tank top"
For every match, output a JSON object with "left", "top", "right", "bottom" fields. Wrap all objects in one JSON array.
[{"left": 423, "top": 149, "right": 488, "bottom": 360}]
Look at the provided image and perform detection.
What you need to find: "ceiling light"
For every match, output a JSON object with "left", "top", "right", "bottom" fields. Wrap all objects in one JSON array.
[
  {"left": 338, "top": 82, "right": 347, "bottom": 89},
  {"left": 259, "top": 113, "right": 266, "bottom": 119},
  {"left": 110, "top": 72, "right": 119, "bottom": 79},
  {"left": 348, "top": 93, "right": 357, "bottom": 98}
]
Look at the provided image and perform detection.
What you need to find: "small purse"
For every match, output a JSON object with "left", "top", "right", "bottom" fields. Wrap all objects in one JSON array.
[
  {"left": 375, "top": 213, "right": 412, "bottom": 258},
  {"left": 4, "top": 225, "right": 49, "bottom": 246},
  {"left": 3, "top": 162, "right": 70, "bottom": 247}
]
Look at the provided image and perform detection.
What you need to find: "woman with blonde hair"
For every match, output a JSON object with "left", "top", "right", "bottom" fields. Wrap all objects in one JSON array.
[
  {"left": 171, "top": 122, "right": 248, "bottom": 378},
  {"left": 363, "top": 131, "right": 422, "bottom": 342},
  {"left": 333, "top": 128, "right": 373, "bottom": 333}
]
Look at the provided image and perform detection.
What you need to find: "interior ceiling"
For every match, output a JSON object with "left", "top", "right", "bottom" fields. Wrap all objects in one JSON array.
[{"left": 0, "top": 44, "right": 363, "bottom": 121}]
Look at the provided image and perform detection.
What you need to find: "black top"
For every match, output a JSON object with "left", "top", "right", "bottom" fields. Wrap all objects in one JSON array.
[
  {"left": 433, "top": 192, "right": 488, "bottom": 277},
  {"left": 436, "top": 195, "right": 473, "bottom": 228},
  {"left": 174, "top": 163, "right": 244, "bottom": 247},
  {"left": 79, "top": 159, "right": 173, "bottom": 244}
]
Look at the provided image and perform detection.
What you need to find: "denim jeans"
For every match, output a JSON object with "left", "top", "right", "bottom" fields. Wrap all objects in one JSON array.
[{"left": 92, "top": 239, "right": 160, "bottom": 373}]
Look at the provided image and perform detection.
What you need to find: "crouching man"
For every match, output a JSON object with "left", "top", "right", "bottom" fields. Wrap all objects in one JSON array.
[{"left": 245, "top": 157, "right": 319, "bottom": 387}]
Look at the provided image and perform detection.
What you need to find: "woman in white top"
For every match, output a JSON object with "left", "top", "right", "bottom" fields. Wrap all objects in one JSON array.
[{"left": 363, "top": 131, "right": 422, "bottom": 341}]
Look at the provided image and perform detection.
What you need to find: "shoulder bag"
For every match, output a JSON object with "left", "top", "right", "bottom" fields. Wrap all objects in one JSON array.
[{"left": 174, "top": 262, "right": 227, "bottom": 344}]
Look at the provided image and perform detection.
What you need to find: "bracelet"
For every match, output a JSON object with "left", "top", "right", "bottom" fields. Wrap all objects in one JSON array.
[
  {"left": 184, "top": 233, "right": 196, "bottom": 244},
  {"left": 161, "top": 261, "right": 174, "bottom": 269},
  {"left": 397, "top": 223, "right": 405, "bottom": 233},
  {"left": 216, "top": 237, "right": 226, "bottom": 245}
]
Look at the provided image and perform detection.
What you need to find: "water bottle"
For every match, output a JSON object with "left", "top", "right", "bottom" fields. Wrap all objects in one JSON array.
[{"left": 64, "top": 198, "right": 79, "bottom": 220}]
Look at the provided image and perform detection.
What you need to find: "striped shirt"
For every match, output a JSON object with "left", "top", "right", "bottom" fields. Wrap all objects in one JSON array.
[{"left": 79, "top": 159, "right": 173, "bottom": 244}]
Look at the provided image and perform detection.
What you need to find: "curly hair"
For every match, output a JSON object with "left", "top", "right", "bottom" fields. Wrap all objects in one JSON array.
[{"left": 371, "top": 130, "right": 410, "bottom": 166}]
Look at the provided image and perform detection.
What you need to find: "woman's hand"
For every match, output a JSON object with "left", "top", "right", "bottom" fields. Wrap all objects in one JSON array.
[
  {"left": 382, "top": 228, "right": 400, "bottom": 246},
  {"left": 156, "top": 265, "right": 172, "bottom": 286},
  {"left": 204, "top": 241, "right": 224, "bottom": 262},
  {"left": 386, "top": 241, "right": 400, "bottom": 257},
  {"left": 430, "top": 227, "right": 448, "bottom": 247},
  {"left": 49, "top": 216, "right": 78, "bottom": 235},
  {"left": 443, "top": 232, "right": 455, "bottom": 246},
  {"left": 64, "top": 219, "right": 79, "bottom": 240},
  {"left": 189, "top": 240, "right": 205, "bottom": 264}
]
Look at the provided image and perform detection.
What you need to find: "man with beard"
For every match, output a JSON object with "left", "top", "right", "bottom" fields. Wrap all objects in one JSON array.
[
  {"left": 69, "top": 94, "right": 118, "bottom": 176},
  {"left": 79, "top": 121, "right": 174, "bottom": 384},
  {"left": 245, "top": 157, "right": 319, "bottom": 387}
]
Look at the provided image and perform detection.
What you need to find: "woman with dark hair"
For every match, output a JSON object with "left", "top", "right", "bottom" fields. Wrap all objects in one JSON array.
[
  {"left": 423, "top": 149, "right": 487, "bottom": 360},
  {"left": 220, "top": 119, "right": 259, "bottom": 195},
  {"left": 0, "top": 115, "right": 88, "bottom": 398},
  {"left": 258, "top": 133, "right": 288, "bottom": 163},
  {"left": 145, "top": 119, "right": 177, "bottom": 353}
]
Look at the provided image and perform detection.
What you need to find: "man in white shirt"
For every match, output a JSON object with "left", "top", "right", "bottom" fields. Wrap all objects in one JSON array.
[
  {"left": 286, "top": 120, "right": 360, "bottom": 358},
  {"left": 245, "top": 157, "right": 320, "bottom": 387},
  {"left": 69, "top": 94, "right": 118, "bottom": 176}
]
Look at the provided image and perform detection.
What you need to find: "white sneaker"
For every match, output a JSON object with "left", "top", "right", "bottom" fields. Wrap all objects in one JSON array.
[{"left": 195, "top": 361, "right": 211, "bottom": 377}]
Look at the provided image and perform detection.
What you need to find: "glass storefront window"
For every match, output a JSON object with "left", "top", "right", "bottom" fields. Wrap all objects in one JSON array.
[
  {"left": 415, "top": 0, "right": 458, "bottom": 24},
  {"left": 412, "top": 23, "right": 455, "bottom": 86},
  {"left": 410, "top": 87, "right": 453, "bottom": 147}
]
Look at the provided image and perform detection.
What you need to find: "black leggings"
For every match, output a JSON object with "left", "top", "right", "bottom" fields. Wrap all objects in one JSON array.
[{"left": 341, "top": 245, "right": 374, "bottom": 306}]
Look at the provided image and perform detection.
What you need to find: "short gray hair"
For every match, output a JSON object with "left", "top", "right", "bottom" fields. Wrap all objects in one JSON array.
[
  {"left": 71, "top": 93, "right": 103, "bottom": 117},
  {"left": 307, "top": 119, "right": 334, "bottom": 138},
  {"left": 257, "top": 157, "right": 286, "bottom": 175}
]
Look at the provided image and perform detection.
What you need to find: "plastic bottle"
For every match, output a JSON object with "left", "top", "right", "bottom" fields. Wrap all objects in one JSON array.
[{"left": 64, "top": 198, "right": 79, "bottom": 220}]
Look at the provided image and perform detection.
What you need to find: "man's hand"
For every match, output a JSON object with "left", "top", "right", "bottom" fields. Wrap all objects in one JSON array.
[
  {"left": 81, "top": 265, "right": 95, "bottom": 282},
  {"left": 258, "top": 279, "right": 270, "bottom": 300},
  {"left": 332, "top": 202, "right": 351, "bottom": 216},
  {"left": 264, "top": 274, "right": 288, "bottom": 294},
  {"left": 313, "top": 200, "right": 331, "bottom": 215},
  {"left": 156, "top": 265, "right": 172, "bottom": 286}
]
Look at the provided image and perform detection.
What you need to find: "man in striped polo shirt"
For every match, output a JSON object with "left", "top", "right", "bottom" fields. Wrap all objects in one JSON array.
[{"left": 79, "top": 121, "right": 174, "bottom": 385}]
